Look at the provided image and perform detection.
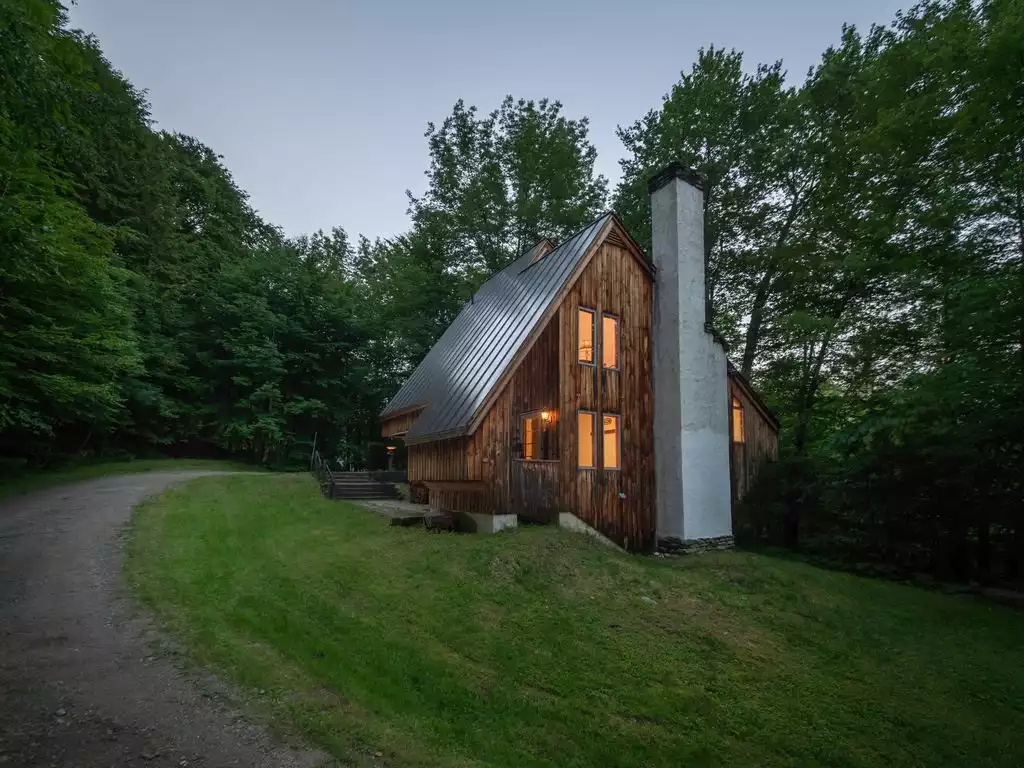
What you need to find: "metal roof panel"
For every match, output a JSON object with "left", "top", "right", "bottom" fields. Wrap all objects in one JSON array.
[{"left": 381, "top": 215, "right": 610, "bottom": 442}]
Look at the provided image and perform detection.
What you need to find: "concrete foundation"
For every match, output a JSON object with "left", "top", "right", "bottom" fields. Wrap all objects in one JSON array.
[
  {"left": 558, "top": 512, "right": 621, "bottom": 549},
  {"left": 459, "top": 511, "right": 518, "bottom": 534}
]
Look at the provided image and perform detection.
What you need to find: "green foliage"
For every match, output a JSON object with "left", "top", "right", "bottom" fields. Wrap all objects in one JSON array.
[
  {"left": 644, "top": 1, "right": 1024, "bottom": 583},
  {"left": 409, "top": 96, "right": 608, "bottom": 277},
  {"left": 0, "top": 0, "right": 140, "bottom": 458},
  {"left": 0, "top": 1, "right": 381, "bottom": 469}
]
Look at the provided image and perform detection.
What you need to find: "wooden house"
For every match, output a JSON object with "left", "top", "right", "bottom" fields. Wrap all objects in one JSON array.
[{"left": 380, "top": 164, "right": 778, "bottom": 552}]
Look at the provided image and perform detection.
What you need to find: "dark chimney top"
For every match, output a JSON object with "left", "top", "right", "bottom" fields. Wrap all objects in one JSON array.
[{"left": 647, "top": 162, "right": 705, "bottom": 194}]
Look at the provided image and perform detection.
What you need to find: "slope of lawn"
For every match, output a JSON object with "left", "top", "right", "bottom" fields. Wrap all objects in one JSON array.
[
  {"left": 0, "top": 458, "right": 257, "bottom": 500},
  {"left": 126, "top": 474, "right": 1024, "bottom": 767}
]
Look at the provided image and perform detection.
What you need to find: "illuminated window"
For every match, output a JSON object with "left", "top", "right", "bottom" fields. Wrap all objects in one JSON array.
[
  {"left": 577, "top": 411, "right": 595, "bottom": 467},
  {"left": 523, "top": 413, "right": 538, "bottom": 459},
  {"left": 603, "top": 414, "right": 620, "bottom": 469},
  {"left": 732, "top": 397, "right": 745, "bottom": 443},
  {"left": 578, "top": 308, "right": 595, "bottom": 364},
  {"left": 521, "top": 410, "right": 556, "bottom": 460},
  {"left": 602, "top": 314, "right": 619, "bottom": 369}
]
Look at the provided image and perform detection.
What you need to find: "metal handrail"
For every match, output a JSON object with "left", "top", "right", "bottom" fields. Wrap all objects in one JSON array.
[{"left": 310, "top": 447, "right": 335, "bottom": 499}]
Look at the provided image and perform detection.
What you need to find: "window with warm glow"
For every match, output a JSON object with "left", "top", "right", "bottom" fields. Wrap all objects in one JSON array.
[
  {"left": 578, "top": 308, "right": 595, "bottom": 364},
  {"left": 603, "top": 414, "right": 620, "bottom": 469},
  {"left": 602, "top": 314, "right": 619, "bottom": 369},
  {"left": 523, "top": 413, "right": 539, "bottom": 459},
  {"left": 577, "top": 411, "right": 595, "bottom": 467},
  {"left": 521, "top": 410, "right": 557, "bottom": 460},
  {"left": 732, "top": 397, "right": 745, "bottom": 443}
]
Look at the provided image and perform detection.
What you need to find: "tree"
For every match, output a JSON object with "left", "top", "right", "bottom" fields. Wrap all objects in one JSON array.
[
  {"left": 409, "top": 96, "right": 608, "bottom": 278},
  {"left": 615, "top": 47, "right": 812, "bottom": 373},
  {"left": 0, "top": 0, "right": 140, "bottom": 463}
]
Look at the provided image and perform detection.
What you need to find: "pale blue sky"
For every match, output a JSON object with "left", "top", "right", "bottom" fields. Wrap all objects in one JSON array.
[{"left": 68, "top": 0, "right": 905, "bottom": 240}]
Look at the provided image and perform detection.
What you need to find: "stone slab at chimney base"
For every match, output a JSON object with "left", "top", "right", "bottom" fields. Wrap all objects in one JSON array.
[{"left": 657, "top": 535, "right": 735, "bottom": 555}]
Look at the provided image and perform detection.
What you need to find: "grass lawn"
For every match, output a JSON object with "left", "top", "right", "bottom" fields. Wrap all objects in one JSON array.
[
  {"left": 0, "top": 458, "right": 256, "bottom": 500},
  {"left": 127, "top": 474, "right": 1024, "bottom": 767}
]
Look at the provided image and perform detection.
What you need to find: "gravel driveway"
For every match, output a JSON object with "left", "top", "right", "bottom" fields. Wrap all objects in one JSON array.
[{"left": 0, "top": 472, "right": 328, "bottom": 767}]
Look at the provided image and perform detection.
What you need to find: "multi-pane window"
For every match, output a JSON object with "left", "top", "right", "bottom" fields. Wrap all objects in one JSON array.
[
  {"left": 577, "top": 411, "right": 595, "bottom": 467},
  {"left": 578, "top": 308, "right": 595, "bottom": 364},
  {"left": 602, "top": 314, "right": 619, "bottom": 369},
  {"left": 731, "top": 397, "right": 745, "bottom": 443},
  {"left": 521, "top": 410, "right": 557, "bottom": 460},
  {"left": 603, "top": 415, "right": 620, "bottom": 469}
]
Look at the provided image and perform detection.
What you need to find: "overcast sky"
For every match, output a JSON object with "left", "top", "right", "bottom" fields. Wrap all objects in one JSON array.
[{"left": 68, "top": 0, "right": 905, "bottom": 241}]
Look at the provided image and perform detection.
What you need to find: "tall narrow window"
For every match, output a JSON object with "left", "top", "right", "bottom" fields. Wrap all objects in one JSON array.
[
  {"left": 602, "top": 314, "right": 619, "bottom": 369},
  {"left": 603, "top": 414, "right": 620, "bottom": 469},
  {"left": 732, "top": 397, "right": 745, "bottom": 443},
  {"left": 577, "top": 411, "right": 595, "bottom": 467},
  {"left": 523, "top": 413, "right": 538, "bottom": 459},
  {"left": 578, "top": 308, "right": 595, "bottom": 364}
]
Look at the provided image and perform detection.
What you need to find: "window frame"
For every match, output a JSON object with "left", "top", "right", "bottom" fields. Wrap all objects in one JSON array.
[
  {"left": 731, "top": 397, "right": 746, "bottom": 444},
  {"left": 577, "top": 410, "right": 597, "bottom": 468},
  {"left": 519, "top": 409, "right": 558, "bottom": 462},
  {"left": 577, "top": 306, "right": 596, "bottom": 366},
  {"left": 601, "top": 312, "right": 620, "bottom": 370},
  {"left": 521, "top": 411, "right": 540, "bottom": 460},
  {"left": 601, "top": 413, "right": 621, "bottom": 470}
]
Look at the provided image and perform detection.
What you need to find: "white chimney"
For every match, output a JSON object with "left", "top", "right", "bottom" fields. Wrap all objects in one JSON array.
[{"left": 648, "top": 163, "right": 733, "bottom": 553}]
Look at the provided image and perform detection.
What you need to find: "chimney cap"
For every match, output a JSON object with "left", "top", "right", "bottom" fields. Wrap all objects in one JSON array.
[{"left": 647, "top": 162, "right": 705, "bottom": 194}]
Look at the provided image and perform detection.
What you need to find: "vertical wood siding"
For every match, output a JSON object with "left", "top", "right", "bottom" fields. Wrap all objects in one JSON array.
[
  {"left": 465, "top": 319, "right": 560, "bottom": 515},
  {"left": 381, "top": 409, "right": 424, "bottom": 437},
  {"left": 408, "top": 437, "right": 468, "bottom": 481},
  {"left": 558, "top": 242, "right": 655, "bottom": 550},
  {"left": 728, "top": 376, "right": 779, "bottom": 503}
]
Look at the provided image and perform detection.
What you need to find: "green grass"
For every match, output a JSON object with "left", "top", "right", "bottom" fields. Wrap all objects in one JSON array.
[
  {"left": 126, "top": 474, "right": 1024, "bottom": 767},
  {"left": 0, "top": 458, "right": 256, "bottom": 500}
]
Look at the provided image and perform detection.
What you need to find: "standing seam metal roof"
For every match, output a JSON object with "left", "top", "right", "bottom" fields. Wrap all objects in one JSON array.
[{"left": 380, "top": 214, "right": 612, "bottom": 443}]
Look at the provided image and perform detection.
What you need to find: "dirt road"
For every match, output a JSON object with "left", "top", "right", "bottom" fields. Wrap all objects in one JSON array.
[{"left": 0, "top": 472, "right": 328, "bottom": 767}]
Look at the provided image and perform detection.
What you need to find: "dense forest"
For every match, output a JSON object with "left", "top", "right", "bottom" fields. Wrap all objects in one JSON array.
[{"left": 2, "top": 0, "right": 1021, "bottom": 583}]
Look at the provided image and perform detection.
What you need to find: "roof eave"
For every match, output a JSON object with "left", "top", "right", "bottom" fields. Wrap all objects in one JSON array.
[{"left": 404, "top": 425, "right": 469, "bottom": 446}]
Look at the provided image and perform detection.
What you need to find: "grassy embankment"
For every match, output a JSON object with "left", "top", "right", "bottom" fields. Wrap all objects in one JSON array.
[{"left": 127, "top": 474, "right": 1024, "bottom": 767}]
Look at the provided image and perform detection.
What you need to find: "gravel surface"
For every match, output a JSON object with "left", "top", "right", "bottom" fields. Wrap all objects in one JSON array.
[{"left": 0, "top": 472, "right": 330, "bottom": 768}]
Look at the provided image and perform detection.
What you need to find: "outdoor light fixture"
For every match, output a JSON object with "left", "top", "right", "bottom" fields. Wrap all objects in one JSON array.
[
  {"left": 385, "top": 445, "right": 396, "bottom": 453},
  {"left": 540, "top": 410, "right": 552, "bottom": 422}
]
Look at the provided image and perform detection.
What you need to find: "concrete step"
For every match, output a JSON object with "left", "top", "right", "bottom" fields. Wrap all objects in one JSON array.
[
  {"left": 332, "top": 482, "right": 396, "bottom": 492},
  {"left": 331, "top": 486, "right": 398, "bottom": 496}
]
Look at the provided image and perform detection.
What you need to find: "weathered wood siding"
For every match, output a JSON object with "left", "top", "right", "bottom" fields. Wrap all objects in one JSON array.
[
  {"left": 465, "top": 319, "right": 561, "bottom": 515},
  {"left": 408, "top": 437, "right": 467, "bottom": 481},
  {"left": 728, "top": 374, "right": 779, "bottom": 503},
  {"left": 381, "top": 409, "right": 422, "bottom": 438},
  {"left": 511, "top": 460, "right": 559, "bottom": 523},
  {"left": 557, "top": 242, "right": 655, "bottom": 550}
]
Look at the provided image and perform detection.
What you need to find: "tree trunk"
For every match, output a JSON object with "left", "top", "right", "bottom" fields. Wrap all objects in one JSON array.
[
  {"left": 741, "top": 268, "right": 775, "bottom": 378},
  {"left": 741, "top": 189, "right": 805, "bottom": 377}
]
